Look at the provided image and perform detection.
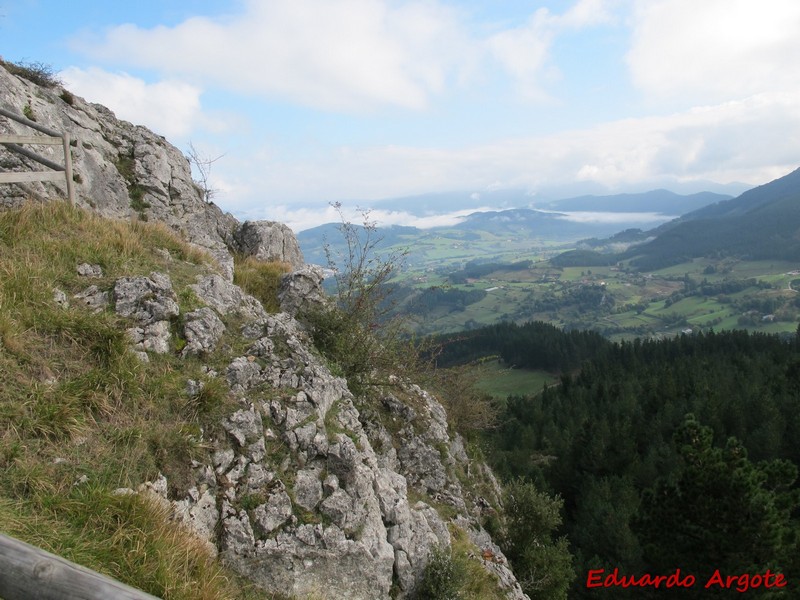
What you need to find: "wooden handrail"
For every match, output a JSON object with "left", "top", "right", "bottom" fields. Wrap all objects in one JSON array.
[
  {"left": 0, "top": 106, "right": 76, "bottom": 205},
  {"left": 0, "top": 533, "right": 161, "bottom": 600}
]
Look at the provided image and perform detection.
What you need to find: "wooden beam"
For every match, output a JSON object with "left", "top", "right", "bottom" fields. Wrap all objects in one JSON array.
[
  {"left": 63, "top": 131, "right": 75, "bottom": 206},
  {"left": 0, "top": 171, "right": 65, "bottom": 183},
  {"left": 0, "top": 106, "right": 62, "bottom": 138},
  {"left": 2, "top": 143, "right": 65, "bottom": 172},
  {"left": 0, "top": 135, "right": 63, "bottom": 145},
  {"left": 0, "top": 534, "right": 161, "bottom": 600}
]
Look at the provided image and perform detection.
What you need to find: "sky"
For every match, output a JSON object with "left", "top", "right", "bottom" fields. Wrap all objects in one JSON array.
[{"left": 2, "top": 0, "right": 800, "bottom": 231}]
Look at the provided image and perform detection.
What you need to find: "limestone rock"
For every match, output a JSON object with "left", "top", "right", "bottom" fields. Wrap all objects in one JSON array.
[
  {"left": 189, "top": 274, "right": 267, "bottom": 322},
  {"left": 182, "top": 307, "right": 225, "bottom": 356},
  {"left": 319, "top": 489, "right": 353, "bottom": 529},
  {"left": 226, "top": 357, "right": 262, "bottom": 393},
  {"left": 52, "top": 287, "right": 69, "bottom": 309},
  {"left": 252, "top": 488, "right": 293, "bottom": 536},
  {"left": 114, "top": 272, "right": 179, "bottom": 324},
  {"left": 127, "top": 320, "right": 172, "bottom": 354},
  {"left": 73, "top": 285, "right": 109, "bottom": 313},
  {"left": 278, "top": 265, "right": 328, "bottom": 316},
  {"left": 234, "top": 220, "right": 304, "bottom": 270},
  {"left": 222, "top": 408, "right": 263, "bottom": 447},
  {"left": 222, "top": 508, "right": 256, "bottom": 557},
  {"left": 77, "top": 263, "right": 103, "bottom": 278},
  {"left": 173, "top": 487, "right": 219, "bottom": 556},
  {"left": 293, "top": 468, "right": 323, "bottom": 512}
]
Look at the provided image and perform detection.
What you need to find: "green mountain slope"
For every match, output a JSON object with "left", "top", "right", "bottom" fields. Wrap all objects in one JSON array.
[{"left": 623, "top": 167, "right": 800, "bottom": 270}]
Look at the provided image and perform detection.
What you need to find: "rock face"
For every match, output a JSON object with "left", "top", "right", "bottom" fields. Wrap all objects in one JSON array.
[
  {"left": 278, "top": 265, "right": 328, "bottom": 316},
  {"left": 234, "top": 220, "right": 305, "bottom": 270},
  {"left": 2, "top": 63, "right": 529, "bottom": 600},
  {"left": 114, "top": 272, "right": 180, "bottom": 360},
  {"left": 0, "top": 64, "right": 305, "bottom": 280},
  {"left": 101, "top": 267, "right": 528, "bottom": 599}
]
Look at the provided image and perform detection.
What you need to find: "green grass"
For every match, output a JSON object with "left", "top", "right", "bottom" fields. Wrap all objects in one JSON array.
[
  {"left": 0, "top": 201, "right": 274, "bottom": 599},
  {"left": 473, "top": 360, "right": 556, "bottom": 399},
  {"left": 233, "top": 255, "right": 291, "bottom": 313}
]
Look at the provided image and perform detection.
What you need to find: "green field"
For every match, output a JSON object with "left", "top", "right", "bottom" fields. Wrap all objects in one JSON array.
[
  {"left": 472, "top": 360, "right": 556, "bottom": 399},
  {"left": 399, "top": 255, "right": 800, "bottom": 339}
]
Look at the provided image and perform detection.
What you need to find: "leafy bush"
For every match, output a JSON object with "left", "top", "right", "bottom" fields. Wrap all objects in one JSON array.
[
  {"left": 497, "top": 480, "right": 574, "bottom": 599},
  {"left": 302, "top": 204, "right": 427, "bottom": 395},
  {"left": 414, "top": 546, "right": 465, "bottom": 600},
  {"left": 60, "top": 90, "right": 75, "bottom": 105},
  {"left": 23, "top": 102, "right": 36, "bottom": 121},
  {"left": 430, "top": 365, "right": 497, "bottom": 437}
]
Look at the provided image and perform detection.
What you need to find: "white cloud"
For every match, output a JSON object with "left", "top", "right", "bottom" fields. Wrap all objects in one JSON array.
[
  {"left": 559, "top": 0, "right": 616, "bottom": 28},
  {"left": 486, "top": 0, "right": 615, "bottom": 99},
  {"left": 70, "top": 0, "right": 472, "bottom": 112},
  {"left": 60, "top": 66, "right": 204, "bottom": 138},
  {"left": 69, "top": 0, "right": 615, "bottom": 112},
  {"left": 220, "top": 90, "right": 800, "bottom": 221},
  {"left": 556, "top": 211, "right": 678, "bottom": 224},
  {"left": 247, "top": 204, "right": 495, "bottom": 233},
  {"left": 627, "top": 0, "right": 800, "bottom": 104},
  {"left": 486, "top": 9, "right": 554, "bottom": 100}
]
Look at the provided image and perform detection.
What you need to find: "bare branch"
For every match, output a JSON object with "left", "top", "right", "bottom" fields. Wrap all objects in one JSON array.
[{"left": 186, "top": 142, "right": 225, "bottom": 203}]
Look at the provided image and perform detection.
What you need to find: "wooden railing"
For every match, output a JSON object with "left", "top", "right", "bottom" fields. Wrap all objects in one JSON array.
[
  {"left": 0, "top": 106, "right": 76, "bottom": 206},
  {"left": 0, "top": 533, "right": 160, "bottom": 599}
]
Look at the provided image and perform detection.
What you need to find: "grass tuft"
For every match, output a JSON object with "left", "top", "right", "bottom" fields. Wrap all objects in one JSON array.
[{"left": 233, "top": 255, "right": 291, "bottom": 313}]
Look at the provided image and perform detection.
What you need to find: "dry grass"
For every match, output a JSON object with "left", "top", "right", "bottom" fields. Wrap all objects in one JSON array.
[
  {"left": 233, "top": 255, "right": 291, "bottom": 313},
  {"left": 0, "top": 200, "right": 270, "bottom": 598}
]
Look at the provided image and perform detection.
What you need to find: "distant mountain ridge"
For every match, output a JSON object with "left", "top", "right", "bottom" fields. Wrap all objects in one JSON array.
[
  {"left": 539, "top": 189, "right": 731, "bottom": 214},
  {"left": 298, "top": 190, "right": 728, "bottom": 267},
  {"left": 620, "top": 167, "right": 800, "bottom": 270}
]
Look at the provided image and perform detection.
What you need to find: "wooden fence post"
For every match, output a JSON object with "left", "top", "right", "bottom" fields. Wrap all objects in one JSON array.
[
  {"left": 62, "top": 131, "right": 75, "bottom": 206},
  {"left": 0, "top": 106, "right": 76, "bottom": 205}
]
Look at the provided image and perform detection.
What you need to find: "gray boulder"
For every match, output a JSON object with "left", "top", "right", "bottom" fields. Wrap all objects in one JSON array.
[
  {"left": 182, "top": 307, "right": 225, "bottom": 356},
  {"left": 77, "top": 263, "right": 103, "bottom": 278},
  {"left": 189, "top": 274, "right": 267, "bottom": 322},
  {"left": 73, "top": 285, "right": 109, "bottom": 313},
  {"left": 234, "top": 220, "right": 304, "bottom": 270},
  {"left": 113, "top": 273, "right": 178, "bottom": 355},
  {"left": 278, "top": 265, "right": 328, "bottom": 316},
  {"left": 293, "top": 468, "right": 323, "bottom": 512},
  {"left": 252, "top": 488, "right": 293, "bottom": 536},
  {"left": 114, "top": 272, "right": 179, "bottom": 324}
]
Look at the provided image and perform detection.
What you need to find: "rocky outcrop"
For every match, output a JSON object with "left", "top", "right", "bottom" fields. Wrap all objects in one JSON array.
[
  {"left": 0, "top": 64, "right": 306, "bottom": 280},
  {"left": 98, "top": 265, "right": 528, "bottom": 599},
  {"left": 234, "top": 220, "right": 305, "bottom": 270},
  {"left": 114, "top": 272, "right": 179, "bottom": 360},
  {"left": 278, "top": 265, "right": 328, "bottom": 316},
  {"left": 3, "top": 62, "right": 529, "bottom": 600}
]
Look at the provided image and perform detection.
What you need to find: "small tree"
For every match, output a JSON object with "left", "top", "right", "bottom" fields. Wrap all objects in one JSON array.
[
  {"left": 302, "top": 203, "right": 419, "bottom": 395},
  {"left": 431, "top": 364, "right": 498, "bottom": 437},
  {"left": 413, "top": 546, "right": 465, "bottom": 600},
  {"left": 186, "top": 142, "right": 224, "bottom": 203},
  {"left": 498, "top": 479, "right": 574, "bottom": 600}
]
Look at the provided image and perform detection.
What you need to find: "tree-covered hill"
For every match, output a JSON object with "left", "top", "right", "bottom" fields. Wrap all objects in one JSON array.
[
  {"left": 549, "top": 167, "right": 800, "bottom": 272},
  {"left": 483, "top": 328, "right": 800, "bottom": 598},
  {"left": 621, "top": 167, "right": 800, "bottom": 270}
]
